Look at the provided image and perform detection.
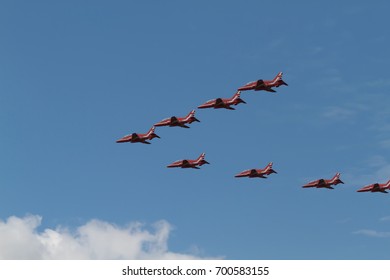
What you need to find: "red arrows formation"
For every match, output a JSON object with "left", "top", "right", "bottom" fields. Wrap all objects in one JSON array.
[{"left": 116, "top": 72, "right": 388, "bottom": 194}]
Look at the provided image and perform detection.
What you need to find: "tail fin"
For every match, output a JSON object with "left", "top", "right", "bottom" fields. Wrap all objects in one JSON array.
[
  {"left": 196, "top": 152, "right": 206, "bottom": 163},
  {"left": 232, "top": 91, "right": 241, "bottom": 100},
  {"left": 265, "top": 162, "right": 277, "bottom": 174},
  {"left": 273, "top": 72, "right": 283, "bottom": 82},
  {"left": 146, "top": 126, "right": 155, "bottom": 137},
  {"left": 184, "top": 109, "right": 196, "bottom": 121},
  {"left": 385, "top": 180, "right": 390, "bottom": 189},
  {"left": 330, "top": 172, "right": 341, "bottom": 183},
  {"left": 231, "top": 90, "right": 246, "bottom": 105}
]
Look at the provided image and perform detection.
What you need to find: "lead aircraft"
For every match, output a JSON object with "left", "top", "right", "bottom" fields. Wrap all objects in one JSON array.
[
  {"left": 197, "top": 91, "right": 246, "bottom": 110},
  {"left": 302, "top": 172, "right": 344, "bottom": 189},
  {"left": 238, "top": 72, "right": 288, "bottom": 92},
  {"left": 357, "top": 180, "right": 390, "bottom": 193},
  {"left": 116, "top": 126, "right": 160, "bottom": 144},
  {"left": 154, "top": 110, "right": 200, "bottom": 128},
  {"left": 235, "top": 162, "right": 277, "bottom": 178},
  {"left": 167, "top": 153, "right": 209, "bottom": 169}
]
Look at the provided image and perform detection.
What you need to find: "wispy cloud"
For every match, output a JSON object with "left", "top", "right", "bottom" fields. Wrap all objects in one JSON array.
[
  {"left": 366, "top": 155, "right": 389, "bottom": 168},
  {"left": 0, "top": 215, "right": 212, "bottom": 260},
  {"left": 322, "top": 106, "right": 356, "bottom": 121},
  {"left": 322, "top": 101, "right": 371, "bottom": 123},
  {"left": 365, "top": 78, "right": 390, "bottom": 88},
  {"left": 345, "top": 156, "right": 390, "bottom": 186},
  {"left": 353, "top": 229, "right": 390, "bottom": 238},
  {"left": 379, "top": 216, "right": 390, "bottom": 222}
]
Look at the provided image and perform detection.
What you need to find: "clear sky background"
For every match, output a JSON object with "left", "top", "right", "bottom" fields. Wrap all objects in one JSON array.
[{"left": 1, "top": 0, "right": 390, "bottom": 259}]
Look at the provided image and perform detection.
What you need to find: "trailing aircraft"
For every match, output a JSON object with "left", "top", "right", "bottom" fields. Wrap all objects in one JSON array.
[
  {"left": 154, "top": 110, "right": 200, "bottom": 128},
  {"left": 238, "top": 72, "right": 288, "bottom": 92},
  {"left": 197, "top": 91, "right": 246, "bottom": 110},
  {"left": 235, "top": 162, "right": 277, "bottom": 178},
  {"left": 116, "top": 126, "right": 160, "bottom": 144},
  {"left": 357, "top": 180, "right": 390, "bottom": 193},
  {"left": 302, "top": 172, "right": 344, "bottom": 189},
  {"left": 167, "top": 153, "right": 209, "bottom": 169}
]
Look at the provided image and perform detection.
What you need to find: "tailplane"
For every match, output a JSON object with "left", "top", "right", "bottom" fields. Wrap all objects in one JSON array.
[{"left": 266, "top": 162, "right": 277, "bottom": 174}]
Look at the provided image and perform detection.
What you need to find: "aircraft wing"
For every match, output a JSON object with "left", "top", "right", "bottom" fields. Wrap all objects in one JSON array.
[
  {"left": 179, "top": 124, "right": 190, "bottom": 128},
  {"left": 357, "top": 184, "right": 375, "bottom": 192},
  {"left": 264, "top": 87, "right": 277, "bottom": 92},
  {"left": 370, "top": 184, "right": 379, "bottom": 191},
  {"left": 198, "top": 99, "right": 216, "bottom": 109},
  {"left": 302, "top": 179, "right": 322, "bottom": 188},
  {"left": 167, "top": 159, "right": 184, "bottom": 168},
  {"left": 250, "top": 169, "right": 267, "bottom": 178},
  {"left": 238, "top": 83, "right": 255, "bottom": 91},
  {"left": 154, "top": 118, "right": 171, "bottom": 126},
  {"left": 162, "top": 116, "right": 194, "bottom": 128},
  {"left": 116, "top": 134, "right": 133, "bottom": 143},
  {"left": 235, "top": 169, "right": 252, "bottom": 177}
]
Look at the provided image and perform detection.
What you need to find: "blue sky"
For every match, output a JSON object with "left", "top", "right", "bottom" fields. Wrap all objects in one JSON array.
[{"left": 1, "top": 0, "right": 390, "bottom": 259}]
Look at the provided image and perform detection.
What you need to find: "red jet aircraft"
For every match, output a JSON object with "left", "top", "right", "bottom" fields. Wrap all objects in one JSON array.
[
  {"left": 197, "top": 91, "right": 246, "bottom": 110},
  {"left": 154, "top": 110, "right": 200, "bottom": 128},
  {"left": 302, "top": 172, "right": 344, "bottom": 189},
  {"left": 167, "top": 153, "right": 209, "bottom": 169},
  {"left": 235, "top": 162, "right": 277, "bottom": 178},
  {"left": 238, "top": 72, "right": 288, "bottom": 92},
  {"left": 357, "top": 180, "right": 390, "bottom": 193},
  {"left": 116, "top": 126, "right": 160, "bottom": 144}
]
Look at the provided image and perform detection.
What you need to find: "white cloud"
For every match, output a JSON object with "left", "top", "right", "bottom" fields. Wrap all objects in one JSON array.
[
  {"left": 353, "top": 229, "right": 390, "bottom": 238},
  {"left": 0, "top": 215, "right": 208, "bottom": 260}
]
